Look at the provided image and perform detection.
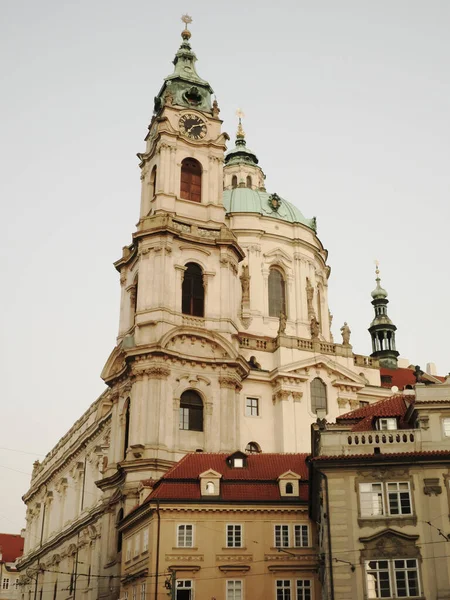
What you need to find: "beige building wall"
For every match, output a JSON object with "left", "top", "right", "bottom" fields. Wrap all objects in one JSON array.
[{"left": 120, "top": 503, "right": 319, "bottom": 600}]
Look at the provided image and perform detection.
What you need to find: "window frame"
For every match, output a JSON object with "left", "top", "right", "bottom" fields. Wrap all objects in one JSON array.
[
  {"left": 310, "top": 378, "right": 327, "bottom": 414},
  {"left": 296, "top": 579, "right": 312, "bottom": 600},
  {"left": 293, "top": 524, "right": 309, "bottom": 548},
  {"left": 442, "top": 417, "right": 450, "bottom": 437},
  {"left": 245, "top": 397, "right": 260, "bottom": 417},
  {"left": 143, "top": 529, "right": 149, "bottom": 553},
  {"left": 180, "top": 158, "right": 202, "bottom": 203},
  {"left": 378, "top": 417, "right": 397, "bottom": 431},
  {"left": 226, "top": 524, "right": 243, "bottom": 548},
  {"left": 365, "top": 558, "right": 421, "bottom": 598},
  {"left": 268, "top": 267, "right": 287, "bottom": 318},
  {"left": 359, "top": 481, "right": 412, "bottom": 518},
  {"left": 140, "top": 583, "right": 146, "bottom": 600},
  {"left": 176, "top": 579, "right": 193, "bottom": 600},
  {"left": 276, "top": 579, "right": 291, "bottom": 600},
  {"left": 226, "top": 579, "right": 243, "bottom": 600},
  {"left": 182, "top": 262, "right": 205, "bottom": 318},
  {"left": 274, "top": 524, "right": 290, "bottom": 548},
  {"left": 177, "top": 524, "right": 194, "bottom": 548},
  {"left": 179, "top": 390, "right": 203, "bottom": 432},
  {"left": 2, "top": 578, "right": 10, "bottom": 591}
]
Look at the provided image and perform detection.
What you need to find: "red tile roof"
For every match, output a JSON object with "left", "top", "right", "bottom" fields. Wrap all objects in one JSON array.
[
  {"left": 145, "top": 453, "right": 309, "bottom": 503},
  {"left": 337, "top": 394, "right": 412, "bottom": 429},
  {"left": 0, "top": 534, "right": 24, "bottom": 563},
  {"left": 380, "top": 367, "right": 445, "bottom": 390}
]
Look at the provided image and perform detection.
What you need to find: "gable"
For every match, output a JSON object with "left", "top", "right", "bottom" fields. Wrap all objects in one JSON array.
[{"left": 272, "top": 356, "right": 367, "bottom": 388}]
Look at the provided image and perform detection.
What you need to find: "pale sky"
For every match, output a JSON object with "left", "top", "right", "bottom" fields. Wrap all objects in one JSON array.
[{"left": 1, "top": 0, "right": 449, "bottom": 534}]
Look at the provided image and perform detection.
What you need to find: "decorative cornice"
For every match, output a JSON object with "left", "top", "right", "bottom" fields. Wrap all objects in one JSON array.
[{"left": 219, "top": 376, "right": 242, "bottom": 390}]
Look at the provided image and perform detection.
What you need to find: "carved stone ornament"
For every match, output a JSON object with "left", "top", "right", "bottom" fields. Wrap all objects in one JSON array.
[
  {"left": 356, "top": 468, "right": 409, "bottom": 482},
  {"left": 310, "top": 316, "right": 320, "bottom": 340},
  {"left": 212, "top": 98, "right": 220, "bottom": 118},
  {"left": 219, "top": 376, "right": 242, "bottom": 390},
  {"left": 240, "top": 264, "right": 250, "bottom": 304},
  {"left": 278, "top": 311, "right": 287, "bottom": 335},
  {"left": 359, "top": 529, "right": 420, "bottom": 561},
  {"left": 306, "top": 278, "right": 315, "bottom": 319},
  {"left": 340, "top": 322, "right": 351, "bottom": 346},
  {"left": 268, "top": 193, "right": 282, "bottom": 211},
  {"left": 423, "top": 478, "right": 442, "bottom": 496},
  {"left": 292, "top": 392, "right": 303, "bottom": 403}
]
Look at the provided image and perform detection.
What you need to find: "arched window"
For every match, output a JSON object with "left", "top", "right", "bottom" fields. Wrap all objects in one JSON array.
[
  {"left": 180, "top": 158, "right": 202, "bottom": 202},
  {"left": 150, "top": 165, "right": 157, "bottom": 199},
  {"left": 311, "top": 378, "right": 327, "bottom": 414},
  {"left": 285, "top": 482, "right": 294, "bottom": 494},
  {"left": 205, "top": 482, "right": 215, "bottom": 494},
  {"left": 182, "top": 263, "right": 205, "bottom": 317},
  {"left": 268, "top": 268, "right": 286, "bottom": 317},
  {"left": 179, "top": 390, "right": 203, "bottom": 432},
  {"left": 246, "top": 175, "right": 252, "bottom": 188},
  {"left": 231, "top": 175, "right": 238, "bottom": 189},
  {"left": 245, "top": 442, "right": 261, "bottom": 454},
  {"left": 116, "top": 508, "right": 124, "bottom": 553},
  {"left": 123, "top": 400, "right": 130, "bottom": 460}
]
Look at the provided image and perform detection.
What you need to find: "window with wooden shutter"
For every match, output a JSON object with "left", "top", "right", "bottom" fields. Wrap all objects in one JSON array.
[{"left": 180, "top": 158, "right": 202, "bottom": 202}]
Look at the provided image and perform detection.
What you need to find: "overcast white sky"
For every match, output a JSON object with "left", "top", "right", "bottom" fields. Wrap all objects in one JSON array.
[{"left": 1, "top": 0, "right": 449, "bottom": 534}]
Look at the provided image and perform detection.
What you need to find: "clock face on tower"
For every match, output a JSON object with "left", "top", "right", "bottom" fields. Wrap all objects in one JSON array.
[{"left": 179, "top": 113, "right": 207, "bottom": 140}]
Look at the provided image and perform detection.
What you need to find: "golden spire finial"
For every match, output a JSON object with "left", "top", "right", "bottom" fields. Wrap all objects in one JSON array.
[
  {"left": 236, "top": 108, "right": 245, "bottom": 139},
  {"left": 374, "top": 259, "right": 380, "bottom": 278},
  {"left": 181, "top": 14, "right": 192, "bottom": 39}
]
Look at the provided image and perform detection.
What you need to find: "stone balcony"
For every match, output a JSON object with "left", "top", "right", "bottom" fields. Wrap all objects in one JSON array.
[{"left": 317, "top": 427, "right": 422, "bottom": 456}]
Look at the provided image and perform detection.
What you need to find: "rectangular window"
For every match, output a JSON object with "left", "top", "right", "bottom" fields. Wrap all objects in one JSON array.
[
  {"left": 296, "top": 580, "right": 312, "bottom": 600},
  {"left": 360, "top": 483, "right": 384, "bottom": 517},
  {"left": 275, "top": 525, "right": 290, "bottom": 548},
  {"left": 359, "top": 482, "right": 412, "bottom": 517},
  {"left": 143, "top": 529, "right": 149, "bottom": 552},
  {"left": 226, "top": 580, "right": 242, "bottom": 600},
  {"left": 365, "top": 559, "right": 420, "bottom": 598},
  {"left": 378, "top": 418, "right": 397, "bottom": 430},
  {"left": 126, "top": 540, "right": 132, "bottom": 561},
  {"left": 2, "top": 578, "right": 10, "bottom": 590},
  {"left": 276, "top": 580, "right": 291, "bottom": 600},
  {"left": 177, "top": 524, "right": 193, "bottom": 548},
  {"left": 227, "top": 524, "right": 242, "bottom": 548},
  {"left": 245, "top": 397, "right": 259, "bottom": 417},
  {"left": 140, "top": 583, "right": 146, "bottom": 600},
  {"left": 387, "top": 482, "right": 412, "bottom": 515},
  {"left": 176, "top": 580, "right": 192, "bottom": 600},
  {"left": 443, "top": 418, "right": 450, "bottom": 437},
  {"left": 132, "top": 586, "right": 137, "bottom": 600},
  {"left": 294, "top": 525, "right": 309, "bottom": 548},
  {"left": 134, "top": 534, "right": 140, "bottom": 557},
  {"left": 124, "top": 591, "right": 128, "bottom": 600}
]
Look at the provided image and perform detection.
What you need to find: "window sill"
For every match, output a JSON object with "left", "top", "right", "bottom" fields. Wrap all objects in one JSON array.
[
  {"left": 222, "top": 547, "right": 246, "bottom": 550},
  {"left": 172, "top": 546, "right": 198, "bottom": 550},
  {"left": 358, "top": 515, "right": 417, "bottom": 528}
]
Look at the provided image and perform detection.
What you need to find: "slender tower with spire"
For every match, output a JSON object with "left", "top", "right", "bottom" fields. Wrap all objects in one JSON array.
[{"left": 368, "top": 263, "right": 399, "bottom": 369}]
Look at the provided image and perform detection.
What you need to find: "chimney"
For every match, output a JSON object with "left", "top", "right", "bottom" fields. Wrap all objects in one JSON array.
[{"left": 426, "top": 362, "right": 437, "bottom": 376}]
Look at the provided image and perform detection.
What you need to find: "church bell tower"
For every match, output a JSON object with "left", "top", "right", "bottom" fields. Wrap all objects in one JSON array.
[{"left": 368, "top": 264, "right": 399, "bottom": 369}]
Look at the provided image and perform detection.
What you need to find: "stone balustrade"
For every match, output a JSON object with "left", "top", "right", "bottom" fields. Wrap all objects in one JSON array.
[{"left": 318, "top": 428, "right": 421, "bottom": 456}]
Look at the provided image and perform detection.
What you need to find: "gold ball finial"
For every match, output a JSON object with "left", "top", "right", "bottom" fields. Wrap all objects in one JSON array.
[
  {"left": 181, "top": 14, "right": 193, "bottom": 39},
  {"left": 374, "top": 259, "right": 380, "bottom": 279}
]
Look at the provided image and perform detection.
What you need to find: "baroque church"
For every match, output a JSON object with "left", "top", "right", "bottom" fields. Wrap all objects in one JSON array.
[{"left": 17, "top": 19, "right": 408, "bottom": 600}]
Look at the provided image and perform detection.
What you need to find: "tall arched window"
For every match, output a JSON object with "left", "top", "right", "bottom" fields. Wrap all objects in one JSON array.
[
  {"left": 246, "top": 175, "right": 252, "bottom": 188},
  {"left": 311, "top": 378, "right": 327, "bottom": 414},
  {"left": 245, "top": 442, "right": 261, "bottom": 454},
  {"left": 179, "top": 390, "right": 203, "bottom": 432},
  {"left": 268, "top": 268, "right": 286, "bottom": 317},
  {"left": 123, "top": 400, "right": 130, "bottom": 460},
  {"left": 180, "top": 158, "right": 202, "bottom": 202},
  {"left": 231, "top": 175, "right": 238, "bottom": 189},
  {"left": 150, "top": 165, "right": 157, "bottom": 199},
  {"left": 182, "top": 263, "right": 205, "bottom": 317}
]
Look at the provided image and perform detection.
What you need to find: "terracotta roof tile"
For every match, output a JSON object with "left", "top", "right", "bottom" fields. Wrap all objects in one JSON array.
[
  {"left": 338, "top": 394, "right": 411, "bottom": 421},
  {"left": 380, "top": 367, "right": 446, "bottom": 390},
  {"left": 144, "top": 453, "right": 309, "bottom": 504},
  {"left": 0, "top": 534, "right": 24, "bottom": 563}
]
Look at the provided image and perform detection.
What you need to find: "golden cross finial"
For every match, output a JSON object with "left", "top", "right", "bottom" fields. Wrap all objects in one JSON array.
[
  {"left": 236, "top": 108, "right": 245, "bottom": 120},
  {"left": 374, "top": 259, "right": 380, "bottom": 277},
  {"left": 236, "top": 109, "right": 245, "bottom": 138},
  {"left": 181, "top": 14, "right": 193, "bottom": 29}
]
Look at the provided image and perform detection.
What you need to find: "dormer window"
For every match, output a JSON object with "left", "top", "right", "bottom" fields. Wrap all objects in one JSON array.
[
  {"left": 278, "top": 471, "right": 301, "bottom": 497},
  {"left": 226, "top": 451, "right": 247, "bottom": 469},
  {"left": 199, "top": 469, "right": 221, "bottom": 496},
  {"left": 378, "top": 418, "right": 397, "bottom": 431}
]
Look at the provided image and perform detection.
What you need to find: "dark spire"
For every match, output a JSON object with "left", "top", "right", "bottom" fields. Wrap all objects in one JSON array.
[{"left": 368, "top": 263, "right": 399, "bottom": 369}]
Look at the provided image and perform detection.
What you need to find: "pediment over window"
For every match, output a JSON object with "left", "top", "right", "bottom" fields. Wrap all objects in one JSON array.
[
  {"left": 264, "top": 248, "right": 293, "bottom": 265},
  {"left": 359, "top": 529, "right": 420, "bottom": 561},
  {"left": 160, "top": 327, "right": 241, "bottom": 363},
  {"left": 271, "top": 356, "right": 367, "bottom": 388}
]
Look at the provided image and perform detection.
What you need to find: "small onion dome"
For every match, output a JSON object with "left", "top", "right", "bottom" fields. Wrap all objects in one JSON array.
[{"left": 371, "top": 277, "right": 388, "bottom": 299}]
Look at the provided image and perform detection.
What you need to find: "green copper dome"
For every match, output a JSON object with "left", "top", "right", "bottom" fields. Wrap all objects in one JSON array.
[{"left": 223, "top": 188, "right": 316, "bottom": 230}]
